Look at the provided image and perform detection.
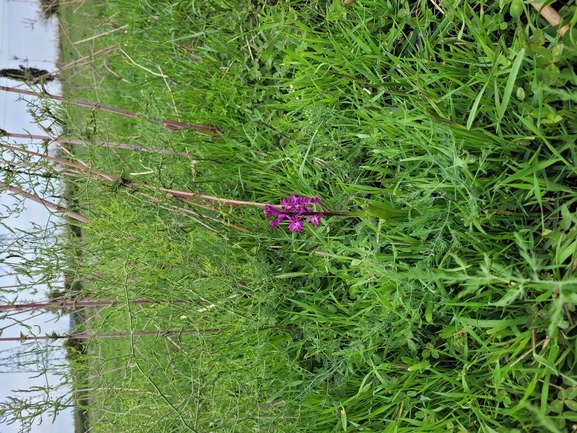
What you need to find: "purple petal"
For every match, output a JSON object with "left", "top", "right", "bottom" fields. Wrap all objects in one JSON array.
[
  {"left": 288, "top": 219, "right": 303, "bottom": 233},
  {"left": 266, "top": 195, "right": 324, "bottom": 232},
  {"left": 264, "top": 205, "right": 281, "bottom": 217},
  {"left": 296, "top": 196, "right": 310, "bottom": 206},
  {"left": 293, "top": 207, "right": 306, "bottom": 217},
  {"left": 306, "top": 213, "right": 323, "bottom": 227}
]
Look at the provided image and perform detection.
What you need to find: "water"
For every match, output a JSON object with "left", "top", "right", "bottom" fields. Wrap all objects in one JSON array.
[{"left": 0, "top": 2, "right": 75, "bottom": 432}]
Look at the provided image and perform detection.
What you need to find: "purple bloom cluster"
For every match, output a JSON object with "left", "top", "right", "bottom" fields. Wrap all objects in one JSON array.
[{"left": 264, "top": 194, "right": 324, "bottom": 233}]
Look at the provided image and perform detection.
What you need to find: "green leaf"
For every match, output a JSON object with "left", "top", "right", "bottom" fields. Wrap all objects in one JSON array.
[
  {"left": 509, "top": 0, "right": 523, "bottom": 19},
  {"left": 365, "top": 201, "right": 414, "bottom": 220},
  {"left": 408, "top": 360, "right": 430, "bottom": 372},
  {"left": 467, "top": 81, "right": 489, "bottom": 129},
  {"left": 535, "top": 47, "right": 552, "bottom": 65},
  {"left": 425, "top": 301, "right": 433, "bottom": 323},
  {"left": 534, "top": 354, "right": 561, "bottom": 375},
  {"left": 550, "top": 399, "right": 564, "bottom": 413},
  {"left": 371, "top": 287, "right": 394, "bottom": 309},
  {"left": 496, "top": 48, "right": 525, "bottom": 132},
  {"left": 543, "top": 64, "right": 561, "bottom": 85},
  {"left": 562, "top": 28, "right": 577, "bottom": 52},
  {"left": 565, "top": 400, "right": 577, "bottom": 411},
  {"left": 551, "top": 42, "right": 564, "bottom": 62},
  {"left": 274, "top": 272, "right": 309, "bottom": 278},
  {"left": 564, "top": 411, "right": 577, "bottom": 422},
  {"left": 340, "top": 403, "right": 348, "bottom": 431},
  {"left": 489, "top": 287, "right": 525, "bottom": 306}
]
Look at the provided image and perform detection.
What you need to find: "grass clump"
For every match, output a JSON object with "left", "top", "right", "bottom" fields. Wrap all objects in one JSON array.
[{"left": 22, "top": 0, "right": 577, "bottom": 431}]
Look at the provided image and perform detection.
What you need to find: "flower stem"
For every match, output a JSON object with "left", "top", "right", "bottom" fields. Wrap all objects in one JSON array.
[{"left": 322, "top": 211, "right": 367, "bottom": 217}]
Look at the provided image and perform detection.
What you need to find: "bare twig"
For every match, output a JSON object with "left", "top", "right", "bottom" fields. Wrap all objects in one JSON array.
[
  {"left": 57, "top": 45, "right": 117, "bottom": 73},
  {"left": 73, "top": 25, "right": 129, "bottom": 45},
  {"left": 1, "top": 142, "right": 254, "bottom": 231},
  {"left": 118, "top": 48, "right": 169, "bottom": 78},
  {"left": 0, "top": 299, "right": 192, "bottom": 312},
  {"left": 0, "top": 181, "right": 89, "bottom": 223},
  {"left": 429, "top": 0, "right": 444, "bottom": 15},
  {"left": 156, "top": 63, "right": 179, "bottom": 116},
  {"left": 0, "top": 329, "right": 219, "bottom": 342},
  {"left": 0, "top": 142, "right": 118, "bottom": 181},
  {"left": 0, "top": 85, "right": 219, "bottom": 132},
  {"left": 1, "top": 130, "right": 195, "bottom": 159},
  {"left": 103, "top": 53, "right": 130, "bottom": 83},
  {"left": 531, "top": 2, "right": 571, "bottom": 36}
]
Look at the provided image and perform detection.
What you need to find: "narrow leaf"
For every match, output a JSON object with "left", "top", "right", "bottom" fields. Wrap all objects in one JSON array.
[
  {"left": 497, "top": 48, "right": 525, "bottom": 132},
  {"left": 467, "top": 81, "right": 489, "bottom": 130}
]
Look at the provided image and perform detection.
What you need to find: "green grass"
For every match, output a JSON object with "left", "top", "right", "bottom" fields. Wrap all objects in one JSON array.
[{"left": 33, "top": 0, "right": 577, "bottom": 432}]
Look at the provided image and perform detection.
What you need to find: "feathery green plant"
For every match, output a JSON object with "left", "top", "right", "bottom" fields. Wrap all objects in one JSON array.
[{"left": 1, "top": 0, "right": 576, "bottom": 431}]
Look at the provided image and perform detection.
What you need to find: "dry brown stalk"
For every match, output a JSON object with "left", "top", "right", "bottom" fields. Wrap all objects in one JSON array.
[
  {"left": 56, "top": 45, "right": 118, "bottom": 75},
  {"left": 0, "top": 85, "right": 218, "bottom": 132},
  {"left": 0, "top": 299, "right": 191, "bottom": 311},
  {"left": 0, "top": 329, "right": 219, "bottom": 342},
  {"left": 531, "top": 2, "right": 572, "bottom": 36},
  {"left": 73, "top": 26, "right": 129, "bottom": 45},
  {"left": 1, "top": 131, "right": 195, "bottom": 159},
  {"left": 0, "top": 181, "right": 89, "bottom": 223},
  {"left": 2, "top": 142, "right": 254, "bottom": 231},
  {"left": 175, "top": 197, "right": 250, "bottom": 232},
  {"left": 0, "top": 142, "right": 118, "bottom": 181},
  {"left": 155, "top": 187, "right": 270, "bottom": 208},
  {"left": 135, "top": 191, "right": 220, "bottom": 233}
]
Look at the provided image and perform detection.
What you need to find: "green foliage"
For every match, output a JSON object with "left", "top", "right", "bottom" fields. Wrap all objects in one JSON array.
[{"left": 35, "top": 0, "right": 577, "bottom": 432}]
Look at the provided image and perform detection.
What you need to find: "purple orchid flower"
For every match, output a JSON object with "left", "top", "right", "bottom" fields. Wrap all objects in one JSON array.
[
  {"left": 306, "top": 212, "right": 323, "bottom": 228},
  {"left": 264, "top": 195, "right": 324, "bottom": 233},
  {"left": 288, "top": 219, "right": 304, "bottom": 233}
]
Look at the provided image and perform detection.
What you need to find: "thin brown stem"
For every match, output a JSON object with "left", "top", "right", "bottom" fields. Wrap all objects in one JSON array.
[
  {"left": 0, "top": 85, "right": 219, "bottom": 132},
  {"left": 0, "top": 299, "right": 192, "bottom": 311},
  {"left": 1, "top": 131, "right": 196, "bottom": 159},
  {"left": 57, "top": 45, "right": 117, "bottom": 74},
  {"left": 1, "top": 142, "right": 118, "bottom": 180},
  {"left": 0, "top": 181, "right": 89, "bottom": 223},
  {"left": 0, "top": 329, "right": 219, "bottom": 342},
  {"left": 2, "top": 141, "right": 357, "bottom": 224}
]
